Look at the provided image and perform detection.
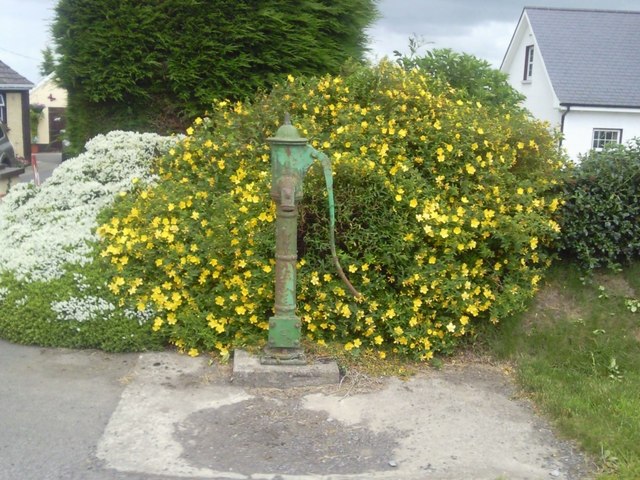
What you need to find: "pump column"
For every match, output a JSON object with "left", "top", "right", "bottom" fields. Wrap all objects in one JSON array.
[{"left": 262, "top": 115, "right": 309, "bottom": 365}]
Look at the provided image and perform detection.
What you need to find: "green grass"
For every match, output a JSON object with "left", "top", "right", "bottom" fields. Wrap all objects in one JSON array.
[{"left": 484, "top": 261, "right": 640, "bottom": 479}]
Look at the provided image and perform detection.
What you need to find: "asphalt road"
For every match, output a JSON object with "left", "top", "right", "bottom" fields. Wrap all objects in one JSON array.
[{"left": 0, "top": 340, "right": 156, "bottom": 480}]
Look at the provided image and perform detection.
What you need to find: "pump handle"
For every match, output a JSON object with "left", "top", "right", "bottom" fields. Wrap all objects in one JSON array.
[{"left": 308, "top": 147, "right": 362, "bottom": 299}]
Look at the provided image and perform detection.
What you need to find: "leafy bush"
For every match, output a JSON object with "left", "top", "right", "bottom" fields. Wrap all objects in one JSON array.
[
  {"left": 0, "top": 131, "right": 175, "bottom": 351},
  {"left": 558, "top": 139, "right": 640, "bottom": 270},
  {"left": 395, "top": 47, "right": 526, "bottom": 109},
  {"left": 97, "top": 61, "right": 565, "bottom": 360}
]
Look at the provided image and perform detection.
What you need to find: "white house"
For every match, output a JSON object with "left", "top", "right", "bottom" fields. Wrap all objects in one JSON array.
[
  {"left": 29, "top": 73, "right": 67, "bottom": 151},
  {"left": 501, "top": 7, "right": 640, "bottom": 160}
]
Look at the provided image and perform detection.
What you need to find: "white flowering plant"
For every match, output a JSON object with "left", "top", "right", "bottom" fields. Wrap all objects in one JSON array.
[{"left": 0, "top": 131, "right": 175, "bottom": 351}]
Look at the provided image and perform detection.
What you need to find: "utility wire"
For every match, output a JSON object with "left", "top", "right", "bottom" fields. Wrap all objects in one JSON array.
[{"left": 0, "top": 46, "right": 39, "bottom": 61}]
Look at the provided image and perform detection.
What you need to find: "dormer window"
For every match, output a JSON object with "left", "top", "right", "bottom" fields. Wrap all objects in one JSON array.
[{"left": 523, "top": 45, "right": 534, "bottom": 81}]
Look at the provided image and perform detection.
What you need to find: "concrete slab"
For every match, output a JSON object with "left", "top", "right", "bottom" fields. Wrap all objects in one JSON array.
[
  {"left": 231, "top": 349, "right": 340, "bottom": 388},
  {"left": 93, "top": 351, "right": 592, "bottom": 479}
]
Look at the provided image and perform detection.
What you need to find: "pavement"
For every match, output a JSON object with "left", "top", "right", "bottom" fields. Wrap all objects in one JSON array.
[{"left": 0, "top": 339, "right": 596, "bottom": 480}]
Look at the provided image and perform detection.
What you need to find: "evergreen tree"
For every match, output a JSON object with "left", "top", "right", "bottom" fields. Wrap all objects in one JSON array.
[
  {"left": 52, "top": 0, "right": 378, "bottom": 152},
  {"left": 39, "top": 46, "right": 56, "bottom": 77}
]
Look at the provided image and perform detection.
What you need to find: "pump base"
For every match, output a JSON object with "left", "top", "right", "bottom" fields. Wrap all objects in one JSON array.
[
  {"left": 232, "top": 349, "right": 339, "bottom": 388},
  {"left": 261, "top": 346, "right": 306, "bottom": 365}
]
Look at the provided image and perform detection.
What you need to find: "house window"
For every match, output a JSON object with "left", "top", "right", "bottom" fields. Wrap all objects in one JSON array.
[
  {"left": 523, "top": 45, "right": 534, "bottom": 81},
  {"left": 0, "top": 93, "right": 5, "bottom": 123},
  {"left": 592, "top": 129, "right": 622, "bottom": 150}
]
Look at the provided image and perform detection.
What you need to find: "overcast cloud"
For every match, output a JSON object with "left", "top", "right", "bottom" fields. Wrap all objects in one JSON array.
[{"left": 2, "top": 0, "right": 640, "bottom": 85}]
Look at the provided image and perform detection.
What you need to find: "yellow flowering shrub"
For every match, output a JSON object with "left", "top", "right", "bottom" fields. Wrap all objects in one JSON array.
[{"left": 97, "top": 61, "right": 565, "bottom": 360}]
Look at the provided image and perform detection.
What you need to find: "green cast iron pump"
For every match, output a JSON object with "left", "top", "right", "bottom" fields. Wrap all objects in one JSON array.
[{"left": 262, "top": 114, "right": 360, "bottom": 365}]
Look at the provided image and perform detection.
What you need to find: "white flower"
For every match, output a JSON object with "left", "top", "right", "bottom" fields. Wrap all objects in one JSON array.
[
  {"left": 0, "top": 131, "right": 177, "bottom": 283},
  {"left": 51, "top": 296, "right": 116, "bottom": 322}
]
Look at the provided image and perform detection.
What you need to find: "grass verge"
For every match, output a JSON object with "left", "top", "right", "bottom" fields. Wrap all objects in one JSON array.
[{"left": 484, "top": 260, "right": 640, "bottom": 479}]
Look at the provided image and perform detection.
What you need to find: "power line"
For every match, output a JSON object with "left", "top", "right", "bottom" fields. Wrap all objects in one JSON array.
[{"left": 0, "top": 46, "right": 39, "bottom": 61}]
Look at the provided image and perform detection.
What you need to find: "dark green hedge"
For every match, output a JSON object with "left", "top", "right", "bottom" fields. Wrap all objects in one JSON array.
[
  {"left": 558, "top": 139, "right": 640, "bottom": 270},
  {"left": 52, "top": 0, "right": 378, "bottom": 152}
]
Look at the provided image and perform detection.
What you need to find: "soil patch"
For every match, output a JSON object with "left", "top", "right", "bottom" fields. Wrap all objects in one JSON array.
[
  {"left": 522, "top": 286, "right": 585, "bottom": 332},
  {"left": 176, "top": 397, "right": 400, "bottom": 476},
  {"left": 593, "top": 272, "right": 637, "bottom": 298}
]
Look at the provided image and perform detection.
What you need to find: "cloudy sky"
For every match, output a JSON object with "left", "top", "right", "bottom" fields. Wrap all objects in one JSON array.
[{"left": 2, "top": 0, "right": 640, "bottom": 85}]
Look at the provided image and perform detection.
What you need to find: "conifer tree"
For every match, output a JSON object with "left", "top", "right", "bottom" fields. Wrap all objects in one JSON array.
[{"left": 52, "top": 0, "right": 378, "bottom": 152}]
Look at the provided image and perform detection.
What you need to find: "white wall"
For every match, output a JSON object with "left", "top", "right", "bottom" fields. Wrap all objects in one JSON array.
[
  {"left": 502, "top": 16, "right": 561, "bottom": 127},
  {"left": 562, "top": 108, "right": 640, "bottom": 160}
]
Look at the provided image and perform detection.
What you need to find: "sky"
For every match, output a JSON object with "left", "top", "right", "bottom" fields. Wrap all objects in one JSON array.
[{"left": 2, "top": 0, "right": 640, "bottom": 86}]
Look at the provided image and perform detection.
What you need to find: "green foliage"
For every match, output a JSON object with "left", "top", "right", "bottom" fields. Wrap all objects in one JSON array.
[
  {"left": 29, "top": 105, "right": 44, "bottom": 142},
  {"left": 558, "top": 140, "right": 640, "bottom": 270},
  {"left": 97, "top": 61, "right": 565, "bottom": 360},
  {"left": 0, "top": 267, "right": 164, "bottom": 352},
  {"left": 52, "top": 0, "right": 378, "bottom": 151},
  {"left": 39, "top": 46, "right": 56, "bottom": 77},
  {"left": 395, "top": 46, "right": 526, "bottom": 108}
]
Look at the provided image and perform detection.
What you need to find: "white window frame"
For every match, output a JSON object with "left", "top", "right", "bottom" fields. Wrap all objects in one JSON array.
[
  {"left": 523, "top": 45, "right": 534, "bottom": 81},
  {"left": 0, "top": 93, "right": 5, "bottom": 123},
  {"left": 592, "top": 128, "right": 622, "bottom": 150}
]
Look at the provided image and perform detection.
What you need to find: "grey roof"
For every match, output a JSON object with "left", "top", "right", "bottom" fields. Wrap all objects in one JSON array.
[
  {"left": 0, "top": 59, "right": 33, "bottom": 90},
  {"left": 526, "top": 7, "right": 640, "bottom": 108}
]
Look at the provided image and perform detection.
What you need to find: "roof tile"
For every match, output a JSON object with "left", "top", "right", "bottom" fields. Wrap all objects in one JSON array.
[
  {"left": 526, "top": 7, "right": 640, "bottom": 107},
  {"left": 0, "top": 59, "right": 33, "bottom": 88}
]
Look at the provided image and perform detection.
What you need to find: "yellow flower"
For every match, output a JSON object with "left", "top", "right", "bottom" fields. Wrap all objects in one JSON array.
[
  {"left": 409, "top": 199, "right": 418, "bottom": 208},
  {"left": 530, "top": 237, "right": 539, "bottom": 250},
  {"left": 287, "top": 74, "right": 295, "bottom": 83},
  {"left": 188, "top": 348, "right": 199, "bottom": 357},
  {"left": 374, "top": 335, "right": 383, "bottom": 345},
  {"left": 152, "top": 317, "right": 163, "bottom": 331},
  {"left": 465, "top": 164, "right": 476, "bottom": 175}
]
